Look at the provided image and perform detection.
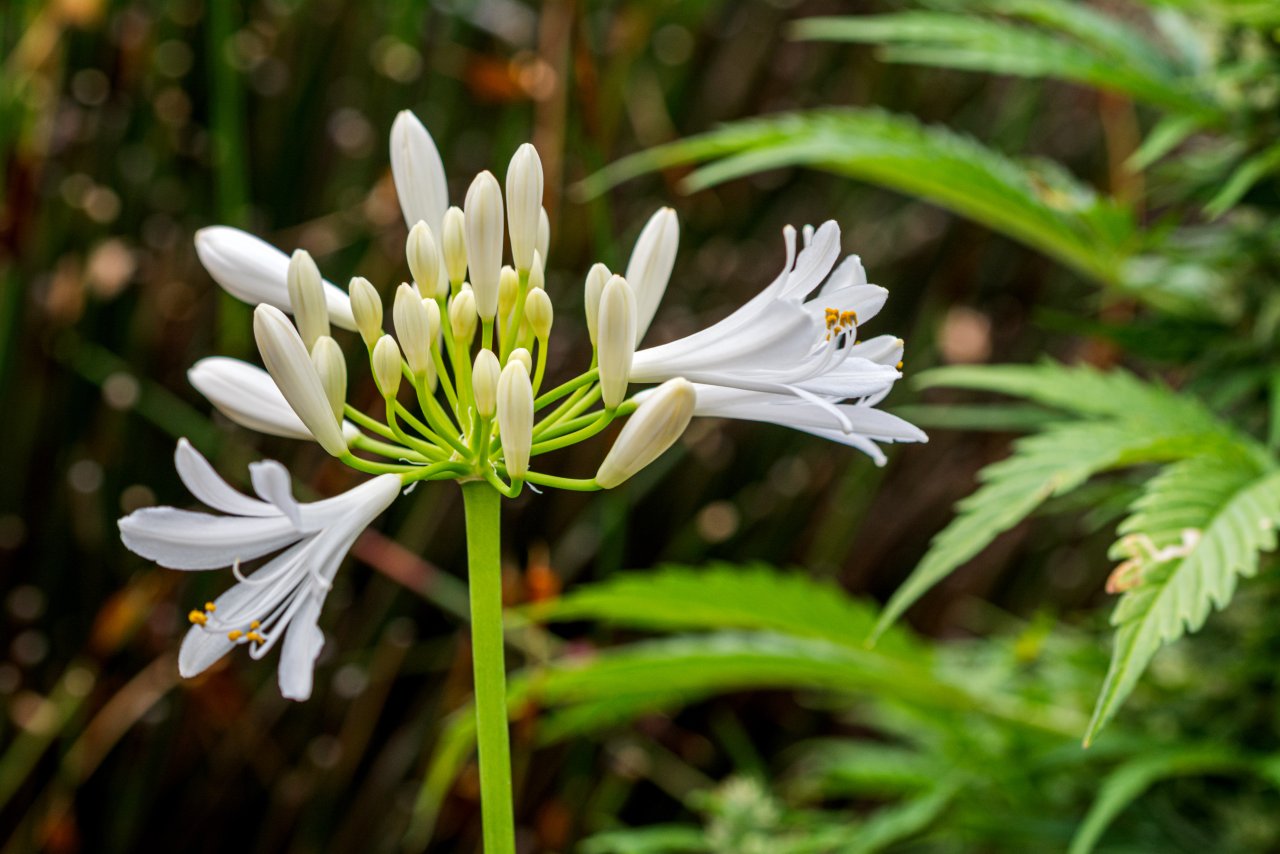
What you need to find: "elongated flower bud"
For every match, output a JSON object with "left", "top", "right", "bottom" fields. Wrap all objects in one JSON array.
[
  {"left": 442, "top": 206, "right": 468, "bottom": 285},
  {"left": 625, "top": 207, "right": 678, "bottom": 345},
  {"left": 473, "top": 349, "right": 500, "bottom": 418},
  {"left": 595, "top": 378, "right": 695, "bottom": 488},
  {"left": 423, "top": 298, "right": 442, "bottom": 342},
  {"left": 310, "top": 335, "right": 347, "bottom": 422},
  {"left": 506, "top": 143, "right": 543, "bottom": 271},
  {"left": 583, "top": 263, "right": 610, "bottom": 346},
  {"left": 528, "top": 251, "right": 545, "bottom": 291},
  {"left": 349, "top": 277, "right": 383, "bottom": 347},
  {"left": 286, "top": 249, "right": 329, "bottom": 349},
  {"left": 464, "top": 171, "right": 503, "bottom": 321},
  {"left": 525, "top": 287, "right": 552, "bottom": 340},
  {"left": 537, "top": 207, "right": 550, "bottom": 264},
  {"left": 597, "top": 275, "right": 636, "bottom": 409},
  {"left": 497, "top": 360, "right": 533, "bottom": 479},
  {"left": 252, "top": 305, "right": 347, "bottom": 456},
  {"left": 394, "top": 283, "right": 433, "bottom": 377},
  {"left": 498, "top": 266, "right": 519, "bottom": 319},
  {"left": 449, "top": 286, "right": 477, "bottom": 344},
  {"left": 389, "top": 110, "right": 448, "bottom": 232},
  {"left": 407, "top": 221, "right": 446, "bottom": 299},
  {"left": 372, "top": 334, "right": 403, "bottom": 399},
  {"left": 508, "top": 347, "right": 532, "bottom": 373}
]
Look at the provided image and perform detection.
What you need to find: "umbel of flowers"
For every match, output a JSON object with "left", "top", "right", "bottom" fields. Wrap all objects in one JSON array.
[{"left": 117, "top": 111, "right": 924, "bottom": 852}]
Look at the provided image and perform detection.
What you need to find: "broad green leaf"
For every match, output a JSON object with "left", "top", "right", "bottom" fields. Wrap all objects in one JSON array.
[
  {"left": 1068, "top": 746, "right": 1248, "bottom": 853},
  {"left": 790, "top": 13, "right": 1209, "bottom": 117},
  {"left": 531, "top": 562, "right": 919, "bottom": 656},
  {"left": 1086, "top": 458, "right": 1280, "bottom": 741},
  {"left": 872, "top": 420, "right": 1218, "bottom": 642},
  {"left": 580, "top": 109, "right": 1136, "bottom": 288}
]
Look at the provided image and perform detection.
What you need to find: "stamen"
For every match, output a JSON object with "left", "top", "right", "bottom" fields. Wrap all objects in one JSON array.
[
  {"left": 896, "top": 360, "right": 904, "bottom": 370},
  {"left": 205, "top": 601, "right": 217, "bottom": 612},
  {"left": 228, "top": 630, "right": 244, "bottom": 641},
  {"left": 245, "top": 631, "right": 266, "bottom": 644},
  {"left": 188, "top": 610, "right": 208, "bottom": 626}
]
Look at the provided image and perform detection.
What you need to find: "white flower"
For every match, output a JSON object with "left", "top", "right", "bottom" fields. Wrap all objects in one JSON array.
[
  {"left": 188, "top": 357, "right": 359, "bottom": 445},
  {"left": 389, "top": 110, "right": 449, "bottom": 234},
  {"left": 194, "top": 226, "right": 356, "bottom": 329},
  {"left": 626, "top": 207, "right": 679, "bottom": 345},
  {"left": 688, "top": 384, "right": 926, "bottom": 467},
  {"left": 628, "top": 221, "right": 924, "bottom": 461},
  {"left": 118, "top": 440, "right": 401, "bottom": 700}
]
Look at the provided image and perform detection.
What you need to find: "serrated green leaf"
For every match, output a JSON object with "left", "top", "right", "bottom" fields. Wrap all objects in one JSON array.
[
  {"left": 872, "top": 419, "right": 1218, "bottom": 642},
  {"left": 1085, "top": 458, "right": 1280, "bottom": 742},
  {"left": 1068, "top": 746, "right": 1248, "bottom": 854},
  {"left": 530, "top": 562, "right": 917, "bottom": 655},
  {"left": 580, "top": 109, "right": 1136, "bottom": 288}
]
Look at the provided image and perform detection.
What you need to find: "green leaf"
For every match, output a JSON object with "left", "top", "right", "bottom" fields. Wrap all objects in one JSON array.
[
  {"left": 1068, "top": 746, "right": 1248, "bottom": 853},
  {"left": 530, "top": 562, "right": 918, "bottom": 655},
  {"left": 1204, "top": 142, "right": 1280, "bottom": 218},
  {"left": 1127, "top": 114, "right": 1205, "bottom": 171},
  {"left": 1085, "top": 458, "right": 1280, "bottom": 742},
  {"left": 581, "top": 825, "right": 710, "bottom": 854},
  {"left": 580, "top": 109, "right": 1136, "bottom": 288},
  {"left": 790, "top": 13, "right": 1208, "bottom": 117},
  {"left": 872, "top": 420, "right": 1217, "bottom": 642}
]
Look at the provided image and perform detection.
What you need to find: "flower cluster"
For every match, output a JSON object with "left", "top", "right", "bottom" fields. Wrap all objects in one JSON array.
[{"left": 118, "top": 111, "right": 924, "bottom": 697}]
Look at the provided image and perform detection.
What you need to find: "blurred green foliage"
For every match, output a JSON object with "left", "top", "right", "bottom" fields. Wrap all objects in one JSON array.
[{"left": 4, "top": 0, "right": 1280, "bottom": 852}]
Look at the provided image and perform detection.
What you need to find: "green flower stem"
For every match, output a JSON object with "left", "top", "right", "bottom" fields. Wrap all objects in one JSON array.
[
  {"left": 431, "top": 344, "right": 459, "bottom": 411},
  {"left": 344, "top": 404, "right": 401, "bottom": 442},
  {"left": 499, "top": 271, "right": 529, "bottom": 360},
  {"left": 532, "top": 337, "right": 549, "bottom": 394},
  {"left": 460, "top": 482, "right": 517, "bottom": 854},
  {"left": 534, "top": 369, "right": 597, "bottom": 411},
  {"left": 350, "top": 434, "right": 430, "bottom": 462},
  {"left": 434, "top": 295, "right": 461, "bottom": 410},
  {"left": 523, "top": 470, "right": 602, "bottom": 491},
  {"left": 339, "top": 452, "right": 420, "bottom": 475},
  {"left": 385, "top": 401, "right": 447, "bottom": 460},
  {"left": 401, "top": 459, "right": 473, "bottom": 483},
  {"left": 482, "top": 319, "right": 494, "bottom": 353},
  {"left": 483, "top": 468, "right": 521, "bottom": 498},
  {"left": 536, "top": 400, "right": 636, "bottom": 444},
  {"left": 530, "top": 409, "right": 620, "bottom": 456},
  {"left": 416, "top": 379, "right": 471, "bottom": 457},
  {"left": 534, "top": 386, "right": 602, "bottom": 439}
]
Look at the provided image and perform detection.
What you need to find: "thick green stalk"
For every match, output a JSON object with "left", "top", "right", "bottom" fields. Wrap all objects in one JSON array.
[{"left": 461, "top": 482, "right": 515, "bottom": 854}]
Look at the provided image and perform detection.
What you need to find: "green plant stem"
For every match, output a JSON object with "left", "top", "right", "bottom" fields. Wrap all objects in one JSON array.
[
  {"left": 534, "top": 369, "right": 598, "bottom": 411},
  {"left": 460, "top": 482, "right": 516, "bottom": 854}
]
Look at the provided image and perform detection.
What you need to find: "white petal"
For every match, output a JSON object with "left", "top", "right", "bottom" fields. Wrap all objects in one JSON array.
[
  {"left": 119, "top": 507, "right": 299, "bottom": 569},
  {"left": 174, "top": 438, "right": 276, "bottom": 517},
  {"left": 254, "top": 305, "right": 348, "bottom": 457},
  {"left": 390, "top": 111, "right": 449, "bottom": 233},
  {"left": 188, "top": 357, "right": 314, "bottom": 441},
  {"left": 179, "top": 622, "right": 235, "bottom": 678},
  {"left": 249, "top": 460, "right": 303, "bottom": 530},
  {"left": 277, "top": 593, "right": 325, "bottom": 700},
  {"left": 625, "top": 208, "right": 678, "bottom": 345},
  {"left": 194, "top": 227, "right": 356, "bottom": 329}
]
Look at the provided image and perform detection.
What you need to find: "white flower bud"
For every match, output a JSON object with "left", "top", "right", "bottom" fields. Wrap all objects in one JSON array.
[
  {"left": 310, "top": 335, "right": 347, "bottom": 422},
  {"left": 583, "top": 263, "right": 610, "bottom": 346},
  {"left": 595, "top": 378, "right": 695, "bottom": 488},
  {"left": 442, "top": 206, "right": 468, "bottom": 285},
  {"left": 597, "top": 275, "right": 636, "bottom": 409},
  {"left": 389, "top": 110, "right": 448, "bottom": 232},
  {"left": 525, "top": 287, "right": 552, "bottom": 340},
  {"left": 497, "top": 360, "right": 533, "bottom": 479},
  {"left": 449, "top": 286, "right": 477, "bottom": 344},
  {"left": 372, "top": 334, "right": 403, "bottom": 399},
  {"left": 394, "top": 283, "right": 433, "bottom": 377},
  {"left": 625, "top": 207, "right": 678, "bottom": 345},
  {"left": 423, "top": 297, "right": 442, "bottom": 343},
  {"left": 252, "top": 305, "right": 348, "bottom": 456},
  {"left": 464, "top": 171, "right": 503, "bottom": 321},
  {"left": 472, "top": 349, "right": 500, "bottom": 418},
  {"left": 508, "top": 347, "right": 532, "bottom": 373},
  {"left": 528, "top": 250, "right": 545, "bottom": 291},
  {"left": 505, "top": 144, "right": 543, "bottom": 271},
  {"left": 498, "top": 266, "right": 519, "bottom": 319},
  {"left": 286, "top": 249, "right": 329, "bottom": 349},
  {"left": 349, "top": 277, "right": 383, "bottom": 347},
  {"left": 536, "top": 206, "right": 550, "bottom": 263},
  {"left": 407, "top": 221, "right": 446, "bottom": 299}
]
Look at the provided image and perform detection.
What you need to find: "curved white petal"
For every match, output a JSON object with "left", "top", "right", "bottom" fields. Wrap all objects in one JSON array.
[
  {"left": 178, "top": 621, "right": 236, "bottom": 677},
  {"left": 188, "top": 357, "right": 314, "bottom": 441},
  {"left": 278, "top": 593, "right": 325, "bottom": 700},
  {"left": 174, "top": 438, "right": 276, "bottom": 517},
  {"left": 249, "top": 460, "right": 302, "bottom": 530},
  {"left": 390, "top": 110, "right": 448, "bottom": 233},
  {"left": 194, "top": 227, "right": 356, "bottom": 330},
  {"left": 118, "top": 508, "right": 298, "bottom": 569}
]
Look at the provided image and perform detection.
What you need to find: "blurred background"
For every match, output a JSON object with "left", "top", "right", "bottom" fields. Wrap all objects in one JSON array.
[{"left": 3, "top": 0, "right": 1280, "bottom": 852}]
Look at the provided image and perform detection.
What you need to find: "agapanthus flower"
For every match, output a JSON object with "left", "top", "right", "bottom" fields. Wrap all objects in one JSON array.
[{"left": 120, "top": 109, "right": 922, "bottom": 698}]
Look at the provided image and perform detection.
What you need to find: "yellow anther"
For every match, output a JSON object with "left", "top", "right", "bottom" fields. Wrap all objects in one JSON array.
[
  {"left": 205, "top": 601, "right": 217, "bottom": 612},
  {"left": 840, "top": 311, "right": 857, "bottom": 327},
  {"left": 227, "top": 630, "right": 244, "bottom": 641},
  {"left": 896, "top": 360, "right": 904, "bottom": 370},
  {"left": 249, "top": 620, "right": 261, "bottom": 629},
  {"left": 188, "top": 610, "right": 208, "bottom": 625},
  {"left": 246, "top": 631, "right": 265, "bottom": 644}
]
